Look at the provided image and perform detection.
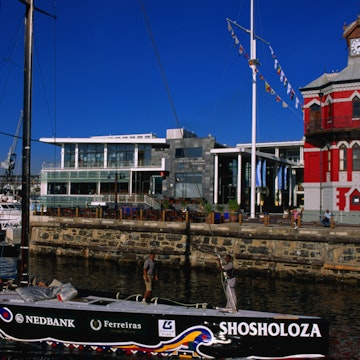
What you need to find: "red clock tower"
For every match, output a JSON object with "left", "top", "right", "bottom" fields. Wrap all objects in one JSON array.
[{"left": 300, "top": 15, "right": 360, "bottom": 223}]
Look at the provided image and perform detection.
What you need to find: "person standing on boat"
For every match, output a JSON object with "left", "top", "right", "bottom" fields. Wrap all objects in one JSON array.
[
  {"left": 218, "top": 254, "right": 237, "bottom": 311},
  {"left": 143, "top": 252, "right": 158, "bottom": 302}
]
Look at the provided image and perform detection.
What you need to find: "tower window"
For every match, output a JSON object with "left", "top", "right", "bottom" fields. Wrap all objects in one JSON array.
[
  {"left": 353, "top": 96, "right": 360, "bottom": 118},
  {"left": 339, "top": 144, "right": 347, "bottom": 171},
  {"left": 352, "top": 143, "right": 360, "bottom": 171},
  {"left": 310, "top": 104, "right": 321, "bottom": 121}
]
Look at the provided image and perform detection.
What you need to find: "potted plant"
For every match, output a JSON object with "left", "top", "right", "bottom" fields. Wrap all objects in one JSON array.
[
  {"left": 203, "top": 202, "right": 213, "bottom": 223},
  {"left": 228, "top": 199, "right": 239, "bottom": 222},
  {"left": 162, "top": 199, "right": 171, "bottom": 210}
]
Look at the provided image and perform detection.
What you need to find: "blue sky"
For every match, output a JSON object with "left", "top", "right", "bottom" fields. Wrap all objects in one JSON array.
[{"left": 0, "top": 0, "right": 358, "bottom": 173}]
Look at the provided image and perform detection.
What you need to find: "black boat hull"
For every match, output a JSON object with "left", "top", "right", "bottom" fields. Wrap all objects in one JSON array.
[{"left": 0, "top": 294, "right": 328, "bottom": 359}]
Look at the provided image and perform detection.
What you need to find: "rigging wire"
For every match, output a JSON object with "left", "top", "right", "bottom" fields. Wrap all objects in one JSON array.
[
  {"left": 138, "top": 0, "right": 204, "bottom": 207},
  {"left": 138, "top": 0, "right": 181, "bottom": 130},
  {"left": 137, "top": 4, "right": 238, "bottom": 306},
  {"left": 0, "top": 16, "right": 24, "bottom": 108}
]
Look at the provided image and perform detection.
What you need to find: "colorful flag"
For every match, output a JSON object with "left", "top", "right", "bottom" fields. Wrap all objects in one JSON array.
[
  {"left": 278, "top": 166, "right": 283, "bottom": 190},
  {"left": 280, "top": 70, "right": 285, "bottom": 82},
  {"left": 262, "top": 160, "right": 267, "bottom": 187},
  {"left": 274, "top": 58, "right": 278, "bottom": 70},
  {"left": 256, "top": 160, "right": 262, "bottom": 187},
  {"left": 290, "top": 89, "right": 295, "bottom": 100}
]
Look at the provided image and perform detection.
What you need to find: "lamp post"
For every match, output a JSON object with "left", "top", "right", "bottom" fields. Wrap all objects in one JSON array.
[{"left": 318, "top": 91, "right": 323, "bottom": 219}]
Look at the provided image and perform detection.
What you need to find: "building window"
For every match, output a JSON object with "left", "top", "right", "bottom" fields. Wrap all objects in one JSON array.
[
  {"left": 47, "top": 182, "right": 67, "bottom": 195},
  {"left": 175, "top": 173, "right": 202, "bottom": 198},
  {"left": 352, "top": 143, "right": 360, "bottom": 171},
  {"left": 64, "top": 144, "right": 76, "bottom": 168},
  {"left": 107, "top": 144, "right": 134, "bottom": 168},
  {"left": 310, "top": 104, "right": 321, "bottom": 121},
  {"left": 78, "top": 144, "right": 104, "bottom": 168},
  {"left": 352, "top": 195, "right": 360, "bottom": 205},
  {"left": 138, "top": 144, "right": 152, "bottom": 166},
  {"left": 175, "top": 147, "right": 202, "bottom": 158},
  {"left": 339, "top": 144, "right": 347, "bottom": 171},
  {"left": 327, "top": 149, "right": 331, "bottom": 172},
  {"left": 353, "top": 96, "right": 360, "bottom": 118}
]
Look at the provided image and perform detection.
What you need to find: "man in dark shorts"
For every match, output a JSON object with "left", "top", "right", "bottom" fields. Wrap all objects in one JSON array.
[{"left": 143, "top": 252, "right": 158, "bottom": 302}]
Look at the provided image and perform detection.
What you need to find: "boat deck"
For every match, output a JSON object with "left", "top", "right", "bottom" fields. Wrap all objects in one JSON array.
[{"left": 0, "top": 291, "right": 319, "bottom": 319}]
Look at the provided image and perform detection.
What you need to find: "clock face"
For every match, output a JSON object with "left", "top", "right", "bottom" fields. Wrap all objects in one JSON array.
[{"left": 350, "top": 38, "right": 360, "bottom": 56}]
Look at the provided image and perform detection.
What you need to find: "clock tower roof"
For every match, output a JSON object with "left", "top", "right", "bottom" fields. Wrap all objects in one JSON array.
[{"left": 343, "top": 15, "right": 360, "bottom": 45}]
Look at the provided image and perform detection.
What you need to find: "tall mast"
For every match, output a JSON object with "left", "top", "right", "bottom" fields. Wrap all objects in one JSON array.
[
  {"left": 249, "top": 0, "right": 257, "bottom": 219},
  {"left": 20, "top": 0, "right": 34, "bottom": 285}
]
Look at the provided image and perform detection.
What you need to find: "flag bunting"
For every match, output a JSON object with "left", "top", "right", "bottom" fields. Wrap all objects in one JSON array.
[
  {"left": 226, "top": 21, "right": 303, "bottom": 112},
  {"left": 269, "top": 45, "right": 302, "bottom": 109}
]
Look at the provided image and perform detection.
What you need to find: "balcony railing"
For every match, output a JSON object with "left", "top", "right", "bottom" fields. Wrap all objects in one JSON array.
[
  {"left": 41, "top": 159, "right": 164, "bottom": 171},
  {"left": 305, "top": 115, "right": 360, "bottom": 135}
]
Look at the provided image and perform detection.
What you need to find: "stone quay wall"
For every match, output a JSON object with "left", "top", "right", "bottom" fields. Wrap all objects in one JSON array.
[{"left": 30, "top": 215, "right": 360, "bottom": 282}]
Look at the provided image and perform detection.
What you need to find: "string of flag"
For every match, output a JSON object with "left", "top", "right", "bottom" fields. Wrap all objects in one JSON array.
[
  {"left": 269, "top": 45, "right": 301, "bottom": 110},
  {"left": 227, "top": 20, "right": 302, "bottom": 111}
]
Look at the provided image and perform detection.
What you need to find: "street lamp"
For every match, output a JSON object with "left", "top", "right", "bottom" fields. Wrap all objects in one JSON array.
[{"left": 108, "top": 172, "right": 118, "bottom": 218}]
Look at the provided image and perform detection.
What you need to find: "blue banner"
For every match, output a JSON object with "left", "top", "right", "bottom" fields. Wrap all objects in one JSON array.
[
  {"left": 278, "top": 165, "right": 283, "bottom": 190},
  {"left": 262, "top": 160, "right": 266, "bottom": 187}
]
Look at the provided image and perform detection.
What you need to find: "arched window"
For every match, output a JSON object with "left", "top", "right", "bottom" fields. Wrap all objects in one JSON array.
[
  {"left": 339, "top": 144, "right": 347, "bottom": 171},
  {"left": 310, "top": 103, "right": 321, "bottom": 121},
  {"left": 353, "top": 96, "right": 360, "bottom": 118},
  {"left": 353, "top": 143, "right": 360, "bottom": 171},
  {"left": 327, "top": 148, "right": 331, "bottom": 172}
]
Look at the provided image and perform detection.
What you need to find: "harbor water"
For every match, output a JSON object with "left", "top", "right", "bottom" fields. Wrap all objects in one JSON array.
[{"left": 1, "top": 254, "right": 359, "bottom": 359}]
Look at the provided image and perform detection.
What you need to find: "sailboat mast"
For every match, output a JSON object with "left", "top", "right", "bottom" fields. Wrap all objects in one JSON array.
[
  {"left": 249, "top": 0, "right": 257, "bottom": 219},
  {"left": 20, "top": 0, "right": 34, "bottom": 285}
]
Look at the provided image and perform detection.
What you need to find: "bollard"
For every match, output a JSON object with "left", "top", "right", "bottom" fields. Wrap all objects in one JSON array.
[
  {"left": 330, "top": 216, "right": 335, "bottom": 229},
  {"left": 264, "top": 214, "right": 269, "bottom": 226},
  {"left": 238, "top": 213, "right": 242, "bottom": 225}
]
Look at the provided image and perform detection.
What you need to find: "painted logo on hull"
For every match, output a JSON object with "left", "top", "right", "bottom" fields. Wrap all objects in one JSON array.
[
  {"left": 0, "top": 307, "right": 13, "bottom": 323},
  {"left": 219, "top": 321, "right": 322, "bottom": 337},
  {"left": 115, "top": 325, "right": 214, "bottom": 357}
]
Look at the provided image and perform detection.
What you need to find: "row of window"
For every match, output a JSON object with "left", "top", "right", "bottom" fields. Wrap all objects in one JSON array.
[
  {"left": 338, "top": 144, "right": 360, "bottom": 171},
  {"left": 63, "top": 144, "right": 203, "bottom": 168},
  {"left": 310, "top": 96, "right": 360, "bottom": 120}
]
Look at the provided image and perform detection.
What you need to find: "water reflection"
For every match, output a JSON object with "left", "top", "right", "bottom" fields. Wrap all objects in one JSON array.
[{"left": 1, "top": 254, "right": 360, "bottom": 358}]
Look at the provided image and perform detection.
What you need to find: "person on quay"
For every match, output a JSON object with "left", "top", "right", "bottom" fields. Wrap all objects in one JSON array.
[
  {"left": 143, "top": 252, "right": 158, "bottom": 302},
  {"left": 321, "top": 209, "right": 332, "bottom": 227},
  {"left": 291, "top": 208, "right": 300, "bottom": 229},
  {"left": 218, "top": 254, "right": 237, "bottom": 311}
]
